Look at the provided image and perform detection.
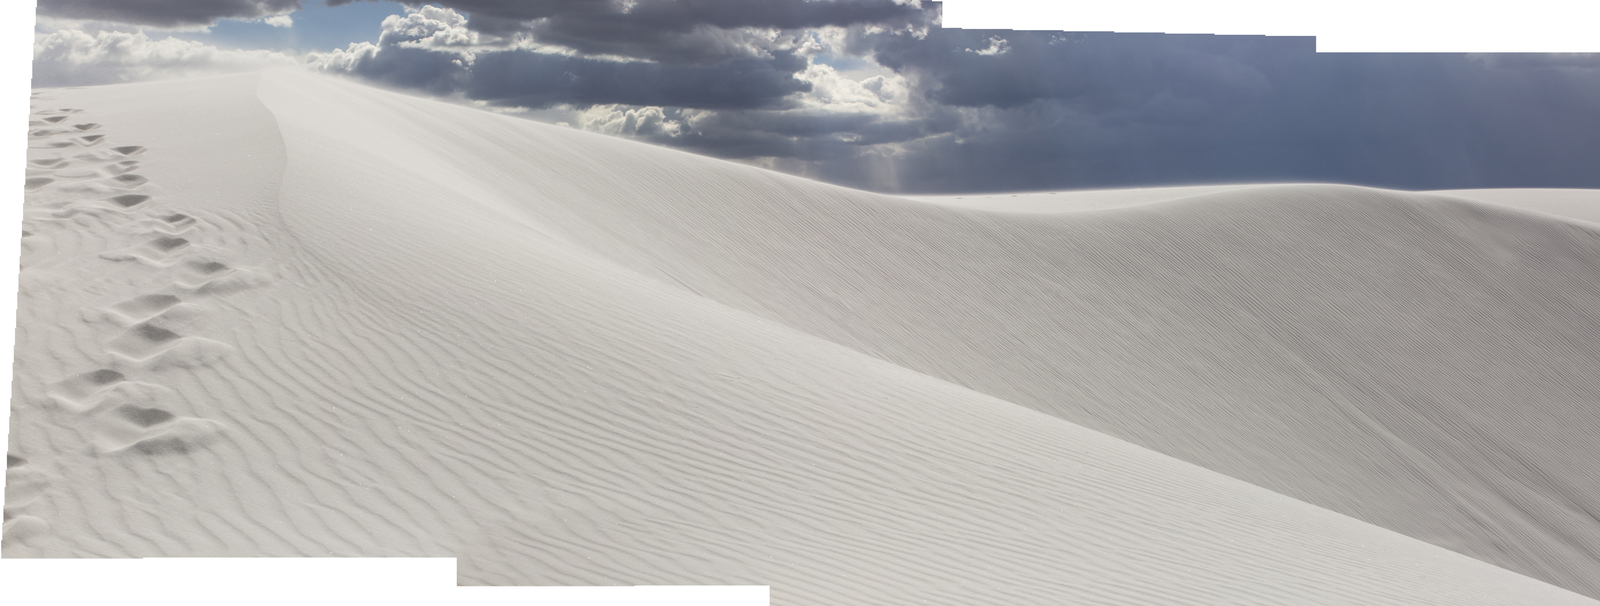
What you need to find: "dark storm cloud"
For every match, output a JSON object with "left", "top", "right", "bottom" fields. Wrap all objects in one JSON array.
[
  {"left": 325, "top": 0, "right": 930, "bottom": 63},
  {"left": 38, "top": 0, "right": 301, "bottom": 27},
  {"left": 314, "top": 13, "right": 812, "bottom": 110},
  {"left": 333, "top": 0, "right": 927, "bottom": 36},
  {"left": 442, "top": 19, "right": 1600, "bottom": 193},
  {"left": 869, "top": 29, "right": 1292, "bottom": 111},
  {"left": 329, "top": 44, "right": 469, "bottom": 98},
  {"left": 436, "top": 0, "right": 922, "bottom": 30},
  {"left": 845, "top": 31, "right": 1600, "bottom": 193},
  {"left": 464, "top": 50, "right": 812, "bottom": 109},
  {"left": 310, "top": 2, "right": 826, "bottom": 109},
  {"left": 502, "top": 0, "right": 928, "bottom": 64},
  {"left": 71, "top": 0, "right": 1598, "bottom": 193}
]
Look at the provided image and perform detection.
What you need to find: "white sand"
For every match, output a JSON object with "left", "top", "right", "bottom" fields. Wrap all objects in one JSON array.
[
  {"left": 1430, "top": 188, "right": 1600, "bottom": 226},
  {"left": 907, "top": 186, "right": 1600, "bottom": 225},
  {"left": 901, "top": 184, "right": 1273, "bottom": 212},
  {"left": 8, "top": 69, "right": 1600, "bottom": 605}
]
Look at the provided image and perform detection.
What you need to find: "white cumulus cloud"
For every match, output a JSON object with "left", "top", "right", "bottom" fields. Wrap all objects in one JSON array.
[
  {"left": 970, "top": 36, "right": 1010, "bottom": 56},
  {"left": 305, "top": 41, "right": 379, "bottom": 73},
  {"left": 380, "top": 5, "right": 512, "bottom": 55},
  {"left": 578, "top": 105, "right": 683, "bottom": 138},
  {"left": 33, "top": 28, "right": 299, "bottom": 87}
]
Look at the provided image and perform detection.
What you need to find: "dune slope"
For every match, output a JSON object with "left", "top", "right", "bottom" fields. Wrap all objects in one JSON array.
[
  {"left": 7, "top": 70, "right": 1599, "bottom": 605},
  {"left": 210, "top": 73, "right": 1600, "bottom": 596},
  {"left": 297, "top": 73, "right": 1600, "bottom": 595},
  {"left": 1430, "top": 189, "right": 1600, "bottom": 226}
]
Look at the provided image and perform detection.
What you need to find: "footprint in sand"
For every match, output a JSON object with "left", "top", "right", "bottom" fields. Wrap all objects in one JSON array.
[
  {"left": 46, "top": 369, "right": 127, "bottom": 413},
  {"left": 3, "top": 455, "right": 54, "bottom": 548},
  {"left": 102, "top": 161, "right": 140, "bottom": 176},
  {"left": 111, "top": 145, "right": 145, "bottom": 156},
  {"left": 130, "top": 213, "right": 200, "bottom": 237},
  {"left": 72, "top": 123, "right": 100, "bottom": 131},
  {"left": 155, "top": 213, "right": 197, "bottom": 232},
  {"left": 35, "top": 206, "right": 111, "bottom": 224},
  {"left": 100, "top": 235, "right": 192, "bottom": 266},
  {"left": 105, "top": 172, "right": 146, "bottom": 188},
  {"left": 107, "top": 323, "right": 185, "bottom": 360},
  {"left": 106, "top": 322, "right": 232, "bottom": 368},
  {"left": 70, "top": 150, "right": 124, "bottom": 163},
  {"left": 41, "top": 116, "right": 67, "bottom": 123},
  {"left": 91, "top": 405, "right": 178, "bottom": 451},
  {"left": 4, "top": 456, "right": 50, "bottom": 511},
  {"left": 87, "top": 293, "right": 208, "bottom": 333},
  {"left": 89, "top": 405, "right": 226, "bottom": 455},
  {"left": 103, "top": 193, "right": 151, "bottom": 211},
  {"left": 104, "top": 293, "right": 183, "bottom": 321},
  {"left": 81, "top": 380, "right": 179, "bottom": 416},
  {"left": 179, "top": 259, "right": 234, "bottom": 282}
]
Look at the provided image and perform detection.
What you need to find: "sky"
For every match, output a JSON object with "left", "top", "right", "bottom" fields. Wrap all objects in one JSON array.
[{"left": 24, "top": 0, "right": 1600, "bottom": 194}]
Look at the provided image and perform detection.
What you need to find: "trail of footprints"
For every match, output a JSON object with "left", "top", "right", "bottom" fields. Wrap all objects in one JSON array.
[
  {"left": 3, "top": 453, "right": 51, "bottom": 547},
  {"left": 7, "top": 98, "right": 269, "bottom": 547}
]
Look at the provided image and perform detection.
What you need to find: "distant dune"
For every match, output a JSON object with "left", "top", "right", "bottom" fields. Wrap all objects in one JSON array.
[{"left": 8, "top": 69, "right": 1600, "bottom": 605}]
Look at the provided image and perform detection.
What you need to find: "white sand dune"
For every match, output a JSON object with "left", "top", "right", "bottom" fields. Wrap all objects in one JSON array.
[
  {"left": 901, "top": 184, "right": 1273, "bottom": 212},
  {"left": 8, "top": 69, "right": 1600, "bottom": 605},
  {"left": 1429, "top": 189, "right": 1600, "bottom": 227},
  {"left": 907, "top": 186, "right": 1600, "bottom": 224}
]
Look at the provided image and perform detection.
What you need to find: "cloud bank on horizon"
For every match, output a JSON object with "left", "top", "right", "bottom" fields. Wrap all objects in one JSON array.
[{"left": 29, "top": 0, "right": 1600, "bottom": 194}]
